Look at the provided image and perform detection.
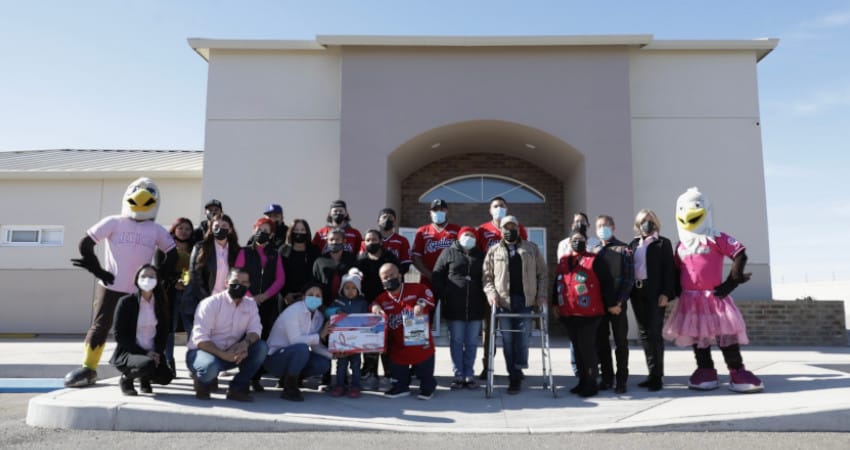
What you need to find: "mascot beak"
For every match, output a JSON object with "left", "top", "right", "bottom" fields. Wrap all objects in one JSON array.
[
  {"left": 677, "top": 207, "right": 706, "bottom": 231},
  {"left": 126, "top": 188, "right": 157, "bottom": 213}
]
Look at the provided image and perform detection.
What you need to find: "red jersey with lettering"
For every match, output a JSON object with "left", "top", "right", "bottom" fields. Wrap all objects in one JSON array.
[
  {"left": 359, "top": 232, "right": 411, "bottom": 265},
  {"left": 372, "top": 283, "right": 435, "bottom": 365},
  {"left": 312, "top": 225, "right": 363, "bottom": 254},
  {"left": 555, "top": 253, "right": 605, "bottom": 317},
  {"left": 412, "top": 223, "right": 459, "bottom": 273},
  {"left": 476, "top": 221, "right": 529, "bottom": 252}
]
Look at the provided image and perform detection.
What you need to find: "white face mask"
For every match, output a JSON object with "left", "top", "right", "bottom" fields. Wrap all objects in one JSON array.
[
  {"left": 490, "top": 206, "right": 507, "bottom": 221},
  {"left": 459, "top": 234, "right": 476, "bottom": 250},
  {"left": 137, "top": 276, "right": 157, "bottom": 292},
  {"left": 597, "top": 225, "right": 613, "bottom": 242},
  {"left": 431, "top": 210, "right": 446, "bottom": 224}
]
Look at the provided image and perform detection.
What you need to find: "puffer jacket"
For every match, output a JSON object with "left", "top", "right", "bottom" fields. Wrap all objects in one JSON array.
[{"left": 432, "top": 241, "right": 487, "bottom": 321}]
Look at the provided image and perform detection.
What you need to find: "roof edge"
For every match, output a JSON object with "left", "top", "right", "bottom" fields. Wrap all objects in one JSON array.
[
  {"left": 187, "top": 38, "right": 327, "bottom": 61},
  {"left": 642, "top": 38, "right": 780, "bottom": 62},
  {"left": 315, "top": 34, "right": 655, "bottom": 47},
  {"left": 0, "top": 170, "right": 203, "bottom": 180}
]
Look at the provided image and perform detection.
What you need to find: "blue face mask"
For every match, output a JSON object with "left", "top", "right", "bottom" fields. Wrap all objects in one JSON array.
[
  {"left": 304, "top": 295, "right": 323, "bottom": 311},
  {"left": 431, "top": 210, "right": 446, "bottom": 224},
  {"left": 597, "top": 225, "right": 613, "bottom": 241}
]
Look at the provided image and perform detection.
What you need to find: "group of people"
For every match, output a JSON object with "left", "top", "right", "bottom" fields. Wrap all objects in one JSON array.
[{"left": 62, "top": 178, "right": 764, "bottom": 404}]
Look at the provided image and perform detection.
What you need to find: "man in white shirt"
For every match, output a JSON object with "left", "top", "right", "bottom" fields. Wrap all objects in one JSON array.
[
  {"left": 263, "top": 283, "right": 332, "bottom": 401},
  {"left": 187, "top": 268, "right": 267, "bottom": 402}
]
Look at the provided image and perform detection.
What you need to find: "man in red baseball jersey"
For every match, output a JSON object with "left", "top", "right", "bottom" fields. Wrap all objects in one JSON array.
[
  {"left": 359, "top": 207, "right": 411, "bottom": 274},
  {"left": 312, "top": 199, "right": 362, "bottom": 254},
  {"left": 412, "top": 199, "right": 460, "bottom": 288}
]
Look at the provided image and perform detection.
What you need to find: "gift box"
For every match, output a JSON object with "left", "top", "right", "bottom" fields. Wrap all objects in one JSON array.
[{"left": 328, "top": 313, "right": 386, "bottom": 354}]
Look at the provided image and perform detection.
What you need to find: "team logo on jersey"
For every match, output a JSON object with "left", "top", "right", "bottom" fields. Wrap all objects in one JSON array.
[{"left": 425, "top": 238, "right": 454, "bottom": 253}]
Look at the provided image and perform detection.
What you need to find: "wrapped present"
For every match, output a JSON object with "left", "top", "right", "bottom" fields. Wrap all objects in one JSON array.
[{"left": 328, "top": 313, "right": 386, "bottom": 355}]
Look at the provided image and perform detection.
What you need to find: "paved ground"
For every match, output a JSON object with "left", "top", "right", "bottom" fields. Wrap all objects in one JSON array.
[{"left": 3, "top": 335, "right": 849, "bottom": 436}]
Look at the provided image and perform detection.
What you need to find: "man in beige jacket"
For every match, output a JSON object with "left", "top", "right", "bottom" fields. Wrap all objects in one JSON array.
[{"left": 482, "top": 215, "right": 548, "bottom": 394}]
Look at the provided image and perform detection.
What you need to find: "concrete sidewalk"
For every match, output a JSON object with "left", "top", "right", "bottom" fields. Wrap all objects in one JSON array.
[{"left": 4, "top": 336, "right": 850, "bottom": 433}]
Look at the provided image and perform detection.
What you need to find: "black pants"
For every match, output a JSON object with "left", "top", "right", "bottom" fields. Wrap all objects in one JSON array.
[
  {"left": 362, "top": 352, "right": 390, "bottom": 377},
  {"left": 596, "top": 302, "right": 629, "bottom": 384},
  {"left": 117, "top": 353, "right": 157, "bottom": 381},
  {"left": 693, "top": 344, "right": 744, "bottom": 370},
  {"left": 481, "top": 303, "right": 494, "bottom": 370},
  {"left": 560, "top": 316, "right": 602, "bottom": 388},
  {"left": 252, "top": 296, "right": 280, "bottom": 381},
  {"left": 630, "top": 287, "right": 666, "bottom": 379},
  {"left": 85, "top": 285, "right": 127, "bottom": 349}
]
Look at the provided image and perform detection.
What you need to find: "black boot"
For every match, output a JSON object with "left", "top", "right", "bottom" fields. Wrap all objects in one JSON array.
[
  {"left": 139, "top": 377, "right": 153, "bottom": 394},
  {"left": 281, "top": 375, "right": 304, "bottom": 402},
  {"left": 120, "top": 375, "right": 137, "bottom": 396}
]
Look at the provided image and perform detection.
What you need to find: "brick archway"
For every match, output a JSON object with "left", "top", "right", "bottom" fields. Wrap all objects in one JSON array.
[{"left": 400, "top": 152, "right": 565, "bottom": 265}]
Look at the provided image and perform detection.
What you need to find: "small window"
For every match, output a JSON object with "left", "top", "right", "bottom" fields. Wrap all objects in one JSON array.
[
  {"left": 420, "top": 175, "right": 544, "bottom": 204},
  {"left": 1, "top": 226, "right": 64, "bottom": 247},
  {"left": 526, "top": 227, "right": 547, "bottom": 263}
]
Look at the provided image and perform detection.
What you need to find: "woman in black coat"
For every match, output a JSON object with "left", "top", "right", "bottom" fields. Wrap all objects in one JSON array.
[
  {"left": 628, "top": 209, "right": 677, "bottom": 392},
  {"left": 110, "top": 264, "right": 171, "bottom": 396},
  {"left": 432, "top": 226, "right": 487, "bottom": 389}
]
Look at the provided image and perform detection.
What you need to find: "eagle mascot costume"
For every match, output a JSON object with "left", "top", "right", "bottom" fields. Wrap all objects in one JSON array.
[
  {"left": 64, "top": 178, "right": 176, "bottom": 387},
  {"left": 663, "top": 187, "right": 763, "bottom": 393}
]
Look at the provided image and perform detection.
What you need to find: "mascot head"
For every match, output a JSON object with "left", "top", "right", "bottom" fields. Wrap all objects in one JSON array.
[
  {"left": 675, "top": 187, "right": 719, "bottom": 250},
  {"left": 122, "top": 177, "right": 161, "bottom": 221}
]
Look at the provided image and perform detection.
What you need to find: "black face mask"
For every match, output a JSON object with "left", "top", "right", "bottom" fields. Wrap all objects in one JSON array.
[
  {"left": 379, "top": 219, "right": 394, "bottom": 231},
  {"left": 327, "top": 243, "right": 344, "bottom": 253},
  {"left": 570, "top": 239, "right": 587, "bottom": 253},
  {"left": 213, "top": 227, "right": 229, "bottom": 240},
  {"left": 206, "top": 211, "right": 217, "bottom": 221},
  {"left": 572, "top": 222, "right": 588, "bottom": 236},
  {"left": 366, "top": 243, "right": 382, "bottom": 255},
  {"left": 254, "top": 231, "right": 271, "bottom": 245},
  {"left": 228, "top": 283, "right": 248, "bottom": 299},
  {"left": 331, "top": 213, "right": 346, "bottom": 225},
  {"left": 640, "top": 221, "right": 656, "bottom": 235},
  {"left": 382, "top": 278, "right": 401, "bottom": 292},
  {"left": 503, "top": 229, "right": 519, "bottom": 243},
  {"left": 292, "top": 232, "right": 308, "bottom": 244}
]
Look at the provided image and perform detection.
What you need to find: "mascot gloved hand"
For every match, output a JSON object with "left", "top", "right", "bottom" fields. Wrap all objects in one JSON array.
[
  {"left": 662, "top": 187, "right": 763, "bottom": 394},
  {"left": 64, "top": 178, "right": 176, "bottom": 388}
]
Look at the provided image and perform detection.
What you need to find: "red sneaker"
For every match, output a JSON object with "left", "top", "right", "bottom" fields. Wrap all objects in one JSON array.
[
  {"left": 347, "top": 387, "right": 361, "bottom": 398},
  {"left": 330, "top": 386, "right": 346, "bottom": 397},
  {"left": 729, "top": 366, "right": 764, "bottom": 393},
  {"left": 688, "top": 368, "right": 719, "bottom": 390}
]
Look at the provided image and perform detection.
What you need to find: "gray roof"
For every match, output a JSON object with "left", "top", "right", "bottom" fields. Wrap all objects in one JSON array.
[{"left": 0, "top": 149, "right": 203, "bottom": 179}]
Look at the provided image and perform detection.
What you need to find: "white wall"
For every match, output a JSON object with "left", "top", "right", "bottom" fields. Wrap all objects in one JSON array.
[
  {"left": 202, "top": 49, "right": 342, "bottom": 238},
  {"left": 629, "top": 50, "right": 772, "bottom": 298}
]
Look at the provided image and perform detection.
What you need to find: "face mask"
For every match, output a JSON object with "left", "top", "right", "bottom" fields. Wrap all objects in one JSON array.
[
  {"left": 490, "top": 206, "right": 507, "bottom": 221},
  {"left": 292, "top": 232, "right": 308, "bottom": 244},
  {"left": 379, "top": 219, "right": 394, "bottom": 231},
  {"left": 331, "top": 213, "right": 346, "bottom": 225},
  {"left": 430, "top": 211, "right": 446, "bottom": 225},
  {"left": 597, "top": 226, "right": 613, "bottom": 241},
  {"left": 327, "top": 243, "right": 344, "bottom": 253},
  {"left": 382, "top": 278, "right": 401, "bottom": 292},
  {"left": 572, "top": 222, "right": 587, "bottom": 236},
  {"left": 206, "top": 211, "right": 217, "bottom": 221},
  {"left": 137, "top": 276, "right": 157, "bottom": 292},
  {"left": 570, "top": 239, "right": 587, "bottom": 253},
  {"left": 254, "top": 231, "right": 271, "bottom": 245},
  {"left": 304, "top": 295, "right": 323, "bottom": 311},
  {"left": 228, "top": 283, "right": 248, "bottom": 299},
  {"left": 366, "top": 242, "right": 382, "bottom": 254},
  {"left": 459, "top": 235, "right": 476, "bottom": 250},
  {"left": 503, "top": 229, "right": 519, "bottom": 243},
  {"left": 213, "top": 227, "right": 229, "bottom": 240},
  {"left": 640, "top": 221, "right": 656, "bottom": 235}
]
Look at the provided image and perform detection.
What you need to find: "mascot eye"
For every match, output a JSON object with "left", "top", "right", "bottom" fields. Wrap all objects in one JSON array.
[
  {"left": 147, "top": 187, "right": 157, "bottom": 197},
  {"left": 695, "top": 202, "right": 701, "bottom": 208}
]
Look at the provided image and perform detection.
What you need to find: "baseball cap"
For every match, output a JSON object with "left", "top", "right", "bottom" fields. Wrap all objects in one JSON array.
[
  {"left": 264, "top": 203, "right": 283, "bottom": 215},
  {"left": 330, "top": 200, "right": 347, "bottom": 209},
  {"left": 205, "top": 199, "right": 222, "bottom": 209},
  {"left": 500, "top": 215, "right": 519, "bottom": 228},
  {"left": 430, "top": 199, "right": 448, "bottom": 210}
]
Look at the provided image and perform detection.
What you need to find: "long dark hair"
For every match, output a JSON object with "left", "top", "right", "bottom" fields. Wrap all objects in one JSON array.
[
  {"left": 168, "top": 217, "right": 195, "bottom": 247},
  {"left": 196, "top": 214, "right": 239, "bottom": 269},
  {"left": 285, "top": 218, "right": 313, "bottom": 246}
]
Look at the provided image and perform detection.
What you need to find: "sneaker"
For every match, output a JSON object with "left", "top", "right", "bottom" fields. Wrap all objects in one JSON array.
[
  {"left": 251, "top": 379, "right": 265, "bottom": 393},
  {"left": 348, "top": 387, "right": 362, "bottom": 398},
  {"left": 450, "top": 378, "right": 465, "bottom": 390},
  {"left": 688, "top": 368, "right": 719, "bottom": 391},
  {"left": 384, "top": 385, "right": 411, "bottom": 398},
  {"left": 646, "top": 377, "right": 663, "bottom": 392},
  {"left": 464, "top": 378, "right": 479, "bottom": 390},
  {"left": 330, "top": 386, "right": 346, "bottom": 397},
  {"left": 728, "top": 366, "right": 764, "bottom": 393},
  {"left": 226, "top": 389, "right": 254, "bottom": 402},
  {"left": 368, "top": 375, "right": 380, "bottom": 391},
  {"left": 417, "top": 389, "right": 434, "bottom": 400},
  {"left": 507, "top": 377, "right": 521, "bottom": 395}
]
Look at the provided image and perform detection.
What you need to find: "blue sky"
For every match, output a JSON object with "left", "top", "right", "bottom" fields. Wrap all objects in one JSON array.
[{"left": 1, "top": 1, "right": 848, "bottom": 285}]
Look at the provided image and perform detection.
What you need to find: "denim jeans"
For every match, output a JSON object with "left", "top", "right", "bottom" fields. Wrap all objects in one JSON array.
[
  {"left": 263, "top": 343, "right": 331, "bottom": 379},
  {"left": 388, "top": 354, "right": 436, "bottom": 393},
  {"left": 186, "top": 340, "right": 268, "bottom": 391},
  {"left": 498, "top": 294, "right": 532, "bottom": 379},
  {"left": 335, "top": 354, "right": 362, "bottom": 388},
  {"left": 447, "top": 320, "right": 482, "bottom": 379}
]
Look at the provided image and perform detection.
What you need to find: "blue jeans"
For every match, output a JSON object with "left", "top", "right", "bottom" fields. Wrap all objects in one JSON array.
[
  {"left": 447, "top": 320, "right": 482, "bottom": 379},
  {"left": 186, "top": 340, "right": 268, "bottom": 391},
  {"left": 498, "top": 294, "right": 532, "bottom": 379},
  {"left": 335, "top": 354, "right": 362, "bottom": 388},
  {"left": 263, "top": 343, "right": 331, "bottom": 378},
  {"left": 388, "top": 354, "right": 436, "bottom": 393}
]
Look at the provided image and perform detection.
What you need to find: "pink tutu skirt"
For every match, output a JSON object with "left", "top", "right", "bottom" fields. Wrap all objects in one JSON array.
[{"left": 663, "top": 289, "right": 749, "bottom": 348}]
